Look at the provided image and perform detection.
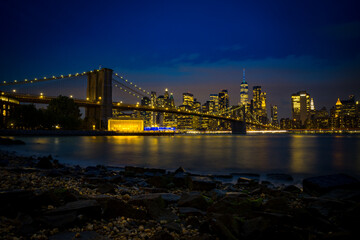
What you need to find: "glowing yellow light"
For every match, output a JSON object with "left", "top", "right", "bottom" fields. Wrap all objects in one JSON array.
[
  {"left": 12, "top": 89, "right": 16, "bottom": 93},
  {"left": 69, "top": 74, "right": 71, "bottom": 77},
  {"left": 70, "top": 95, "right": 73, "bottom": 98},
  {"left": 40, "top": 93, "right": 43, "bottom": 96},
  {"left": 134, "top": 85, "right": 137, "bottom": 87},
  {"left": 120, "top": 76, "right": 123, "bottom": 79},
  {"left": 120, "top": 101, "right": 123, "bottom": 103},
  {"left": 115, "top": 73, "right": 118, "bottom": 76},
  {"left": 3, "top": 81, "right": 6, "bottom": 83},
  {"left": 61, "top": 75, "right": 63, "bottom": 78},
  {"left": 52, "top": 76, "right": 55, "bottom": 78},
  {"left": 34, "top": 78, "right": 37, "bottom": 80},
  {"left": 86, "top": 97, "right": 89, "bottom": 101},
  {"left": 92, "top": 125, "right": 96, "bottom": 130},
  {"left": 14, "top": 80, "right": 17, "bottom": 82},
  {"left": 125, "top": 79, "right": 128, "bottom": 82},
  {"left": 98, "top": 97, "right": 102, "bottom": 100}
]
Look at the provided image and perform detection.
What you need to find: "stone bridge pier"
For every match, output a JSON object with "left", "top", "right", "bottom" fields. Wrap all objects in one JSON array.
[{"left": 85, "top": 68, "right": 113, "bottom": 129}]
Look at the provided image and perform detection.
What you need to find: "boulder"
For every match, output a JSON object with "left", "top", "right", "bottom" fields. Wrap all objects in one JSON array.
[
  {"left": 178, "top": 192, "right": 211, "bottom": 211},
  {"left": 36, "top": 156, "right": 53, "bottom": 169},
  {"left": 303, "top": 174, "right": 360, "bottom": 196},
  {"left": 49, "top": 231, "right": 109, "bottom": 240},
  {"left": 178, "top": 207, "right": 206, "bottom": 216},
  {"left": 44, "top": 200, "right": 101, "bottom": 227},
  {"left": 95, "top": 182, "right": 116, "bottom": 194},
  {"left": 191, "top": 176, "right": 217, "bottom": 191},
  {"left": 0, "top": 190, "right": 36, "bottom": 217},
  {"left": 99, "top": 198, "right": 148, "bottom": 220}
]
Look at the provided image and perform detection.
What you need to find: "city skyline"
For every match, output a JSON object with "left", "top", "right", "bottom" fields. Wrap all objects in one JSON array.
[{"left": 1, "top": 0, "right": 360, "bottom": 119}]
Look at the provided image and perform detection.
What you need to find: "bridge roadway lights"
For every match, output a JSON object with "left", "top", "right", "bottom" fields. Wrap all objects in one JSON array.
[{"left": 231, "top": 121, "right": 246, "bottom": 134}]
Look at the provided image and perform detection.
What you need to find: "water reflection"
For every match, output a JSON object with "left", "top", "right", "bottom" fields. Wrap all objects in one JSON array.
[
  {"left": 2, "top": 135, "right": 359, "bottom": 176},
  {"left": 290, "top": 135, "right": 316, "bottom": 173}
]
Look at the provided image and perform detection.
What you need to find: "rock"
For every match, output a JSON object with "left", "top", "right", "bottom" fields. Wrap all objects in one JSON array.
[
  {"left": 0, "top": 190, "right": 36, "bottom": 217},
  {"left": 33, "top": 188, "right": 79, "bottom": 208},
  {"left": 263, "top": 197, "right": 289, "bottom": 213},
  {"left": 173, "top": 172, "right": 191, "bottom": 188},
  {"left": 36, "top": 156, "right": 53, "bottom": 169},
  {"left": 49, "top": 231, "right": 109, "bottom": 240},
  {"left": 178, "top": 207, "right": 205, "bottom": 216},
  {"left": 178, "top": 192, "right": 211, "bottom": 211},
  {"left": 190, "top": 176, "right": 217, "bottom": 191},
  {"left": 147, "top": 176, "right": 173, "bottom": 188},
  {"left": 96, "top": 182, "right": 116, "bottom": 194},
  {"left": 149, "top": 230, "right": 174, "bottom": 240},
  {"left": 44, "top": 200, "right": 101, "bottom": 227},
  {"left": 266, "top": 173, "right": 293, "bottom": 182},
  {"left": 174, "top": 166, "right": 186, "bottom": 174},
  {"left": 164, "top": 222, "right": 182, "bottom": 233},
  {"left": 303, "top": 174, "right": 360, "bottom": 196},
  {"left": 209, "top": 196, "right": 261, "bottom": 218},
  {"left": 98, "top": 198, "right": 148, "bottom": 220},
  {"left": 207, "top": 215, "right": 240, "bottom": 240},
  {"left": 283, "top": 185, "right": 302, "bottom": 193},
  {"left": 208, "top": 189, "right": 227, "bottom": 200}
]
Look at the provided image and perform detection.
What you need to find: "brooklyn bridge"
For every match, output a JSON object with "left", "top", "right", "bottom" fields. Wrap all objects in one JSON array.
[{"left": 0, "top": 68, "right": 272, "bottom": 133}]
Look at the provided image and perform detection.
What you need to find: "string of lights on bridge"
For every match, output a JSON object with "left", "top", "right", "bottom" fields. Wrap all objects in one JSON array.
[{"left": 0, "top": 69, "right": 151, "bottom": 100}]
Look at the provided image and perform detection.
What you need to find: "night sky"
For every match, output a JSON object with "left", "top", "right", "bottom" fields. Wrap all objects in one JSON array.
[{"left": 1, "top": 0, "right": 360, "bottom": 118}]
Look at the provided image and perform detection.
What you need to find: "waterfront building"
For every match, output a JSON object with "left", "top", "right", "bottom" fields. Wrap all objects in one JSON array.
[
  {"left": 0, "top": 95, "right": 19, "bottom": 128},
  {"left": 209, "top": 94, "right": 219, "bottom": 113},
  {"left": 291, "top": 91, "right": 310, "bottom": 126},
  {"left": 332, "top": 95, "right": 358, "bottom": 128},
  {"left": 108, "top": 117, "right": 144, "bottom": 132},
  {"left": 140, "top": 97, "right": 151, "bottom": 127},
  {"left": 270, "top": 105, "right": 278, "bottom": 127},
  {"left": 218, "top": 89, "right": 229, "bottom": 112},
  {"left": 150, "top": 91, "right": 157, "bottom": 126},
  {"left": 239, "top": 68, "right": 249, "bottom": 106},
  {"left": 183, "top": 92, "right": 194, "bottom": 107},
  {"left": 252, "top": 86, "right": 267, "bottom": 123}
]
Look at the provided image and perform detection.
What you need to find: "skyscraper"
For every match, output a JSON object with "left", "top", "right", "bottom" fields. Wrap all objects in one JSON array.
[
  {"left": 183, "top": 92, "right": 194, "bottom": 107},
  {"left": 209, "top": 94, "right": 219, "bottom": 113},
  {"left": 218, "top": 89, "right": 229, "bottom": 111},
  {"left": 239, "top": 68, "right": 249, "bottom": 106},
  {"left": 291, "top": 91, "right": 310, "bottom": 125},
  {"left": 270, "top": 105, "right": 278, "bottom": 126},
  {"left": 253, "top": 86, "right": 261, "bottom": 110}
]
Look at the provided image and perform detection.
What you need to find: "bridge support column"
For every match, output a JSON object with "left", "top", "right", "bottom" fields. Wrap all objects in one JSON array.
[
  {"left": 231, "top": 121, "right": 246, "bottom": 134},
  {"left": 85, "top": 68, "right": 113, "bottom": 130}
]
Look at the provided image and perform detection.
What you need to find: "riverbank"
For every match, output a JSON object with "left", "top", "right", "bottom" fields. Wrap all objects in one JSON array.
[
  {"left": 1, "top": 149, "right": 359, "bottom": 239},
  {"left": 0, "top": 129, "right": 175, "bottom": 136}
]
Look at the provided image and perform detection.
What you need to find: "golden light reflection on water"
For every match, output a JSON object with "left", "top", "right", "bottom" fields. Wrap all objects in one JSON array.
[
  {"left": 332, "top": 136, "right": 344, "bottom": 169},
  {"left": 290, "top": 135, "right": 316, "bottom": 173}
]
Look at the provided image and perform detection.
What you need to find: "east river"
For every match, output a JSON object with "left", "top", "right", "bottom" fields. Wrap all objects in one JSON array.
[{"left": 2, "top": 134, "right": 360, "bottom": 180}]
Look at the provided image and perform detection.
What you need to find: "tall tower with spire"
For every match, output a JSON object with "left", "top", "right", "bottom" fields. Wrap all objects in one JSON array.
[{"left": 239, "top": 68, "right": 249, "bottom": 106}]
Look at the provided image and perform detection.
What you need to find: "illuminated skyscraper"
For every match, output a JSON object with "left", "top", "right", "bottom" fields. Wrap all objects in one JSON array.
[
  {"left": 253, "top": 86, "right": 261, "bottom": 110},
  {"left": 239, "top": 68, "right": 249, "bottom": 106},
  {"left": 218, "top": 89, "right": 229, "bottom": 111},
  {"left": 291, "top": 91, "right": 310, "bottom": 125},
  {"left": 183, "top": 93, "right": 194, "bottom": 107},
  {"left": 209, "top": 94, "right": 219, "bottom": 113},
  {"left": 270, "top": 105, "right": 278, "bottom": 126}
]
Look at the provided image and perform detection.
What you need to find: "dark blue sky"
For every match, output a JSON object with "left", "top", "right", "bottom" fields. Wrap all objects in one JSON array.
[{"left": 1, "top": 0, "right": 360, "bottom": 118}]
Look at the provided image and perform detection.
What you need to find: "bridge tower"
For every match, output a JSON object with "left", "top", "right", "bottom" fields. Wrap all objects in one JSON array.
[
  {"left": 231, "top": 105, "right": 246, "bottom": 134},
  {"left": 85, "top": 68, "right": 113, "bottom": 129}
]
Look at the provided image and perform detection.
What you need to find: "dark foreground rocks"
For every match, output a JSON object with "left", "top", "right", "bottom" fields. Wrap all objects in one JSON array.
[{"left": 0, "top": 150, "right": 359, "bottom": 239}]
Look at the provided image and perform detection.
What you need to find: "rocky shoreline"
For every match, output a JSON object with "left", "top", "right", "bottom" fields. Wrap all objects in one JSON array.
[{"left": 1, "top": 150, "right": 360, "bottom": 240}]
